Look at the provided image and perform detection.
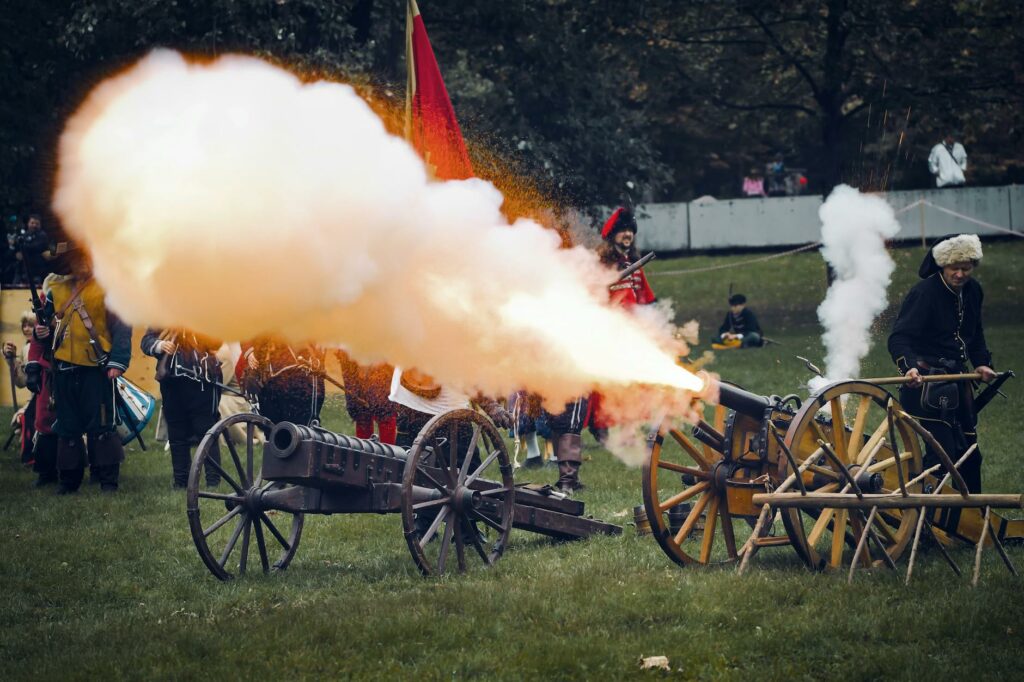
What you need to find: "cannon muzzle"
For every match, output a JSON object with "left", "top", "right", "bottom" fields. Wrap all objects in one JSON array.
[{"left": 716, "top": 381, "right": 773, "bottom": 419}]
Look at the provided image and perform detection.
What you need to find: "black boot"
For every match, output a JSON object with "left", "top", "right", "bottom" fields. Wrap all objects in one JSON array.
[
  {"left": 32, "top": 434, "right": 59, "bottom": 487},
  {"left": 92, "top": 432, "right": 124, "bottom": 493},
  {"left": 553, "top": 432, "right": 584, "bottom": 493},
  {"left": 56, "top": 437, "right": 86, "bottom": 494}
]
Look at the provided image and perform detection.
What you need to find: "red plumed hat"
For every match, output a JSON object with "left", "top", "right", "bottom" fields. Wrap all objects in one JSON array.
[{"left": 600, "top": 204, "right": 638, "bottom": 240}]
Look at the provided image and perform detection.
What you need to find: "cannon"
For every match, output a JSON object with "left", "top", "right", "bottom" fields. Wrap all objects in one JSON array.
[
  {"left": 642, "top": 374, "right": 1022, "bottom": 580},
  {"left": 185, "top": 409, "right": 621, "bottom": 580}
]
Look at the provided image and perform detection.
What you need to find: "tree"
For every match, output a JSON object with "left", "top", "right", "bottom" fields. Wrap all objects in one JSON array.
[{"left": 629, "top": 0, "right": 1024, "bottom": 196}]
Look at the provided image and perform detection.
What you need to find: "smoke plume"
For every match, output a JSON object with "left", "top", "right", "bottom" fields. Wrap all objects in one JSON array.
[
  {"left": 808, "top": 185, "right": 899, "bottom": 393},
  {"left": 53, "top": 51, "right": 704, "bottom": 421}
]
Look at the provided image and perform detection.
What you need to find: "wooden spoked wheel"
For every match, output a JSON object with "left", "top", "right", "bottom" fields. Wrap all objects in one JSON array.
[
  {"left": 402, "top": 409, "right": 515, "bottom": 576},
  {"left": 642, "top": 408, "right": 741, "bottom": 567},
  {"left": 780, "top": 381, "right": 923, "bottom": 571},
  {"left": 186, "top": 413, "right": 304, "bottom": 581}
]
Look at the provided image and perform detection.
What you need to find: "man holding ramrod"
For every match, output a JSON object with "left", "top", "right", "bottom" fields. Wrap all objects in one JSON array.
[{"left": 887, "top": 234, "right": 997, "bottom": 495}]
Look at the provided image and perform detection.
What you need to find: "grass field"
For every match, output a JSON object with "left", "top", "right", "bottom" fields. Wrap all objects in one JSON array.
[{"left": 1, "top": 241, "right": 1022, "bottom": 680}]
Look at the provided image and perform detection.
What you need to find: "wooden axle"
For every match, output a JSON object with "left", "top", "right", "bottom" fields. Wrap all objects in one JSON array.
[{"left": 752, "top": 492, "right": 1023, "bottom": 510}]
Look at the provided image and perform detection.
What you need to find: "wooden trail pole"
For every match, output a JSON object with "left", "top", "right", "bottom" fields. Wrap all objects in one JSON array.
[
  {"left": 864, "top": 373, "right": 982, "bottom": 386},
  {"left": 752, "top": 492, "right": 1023, "bottom": 509}
]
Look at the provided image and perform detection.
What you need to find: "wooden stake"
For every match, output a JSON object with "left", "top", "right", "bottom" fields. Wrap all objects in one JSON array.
[
  {"left": 972, "top": 506, "right": 992, "bottom": 587},
  {"left": 849, "top": 506, "right": 878, "bottom": 584}
]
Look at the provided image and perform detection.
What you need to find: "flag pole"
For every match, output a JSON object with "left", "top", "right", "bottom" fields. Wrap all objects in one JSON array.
[{"left": 404, "top": 0, "right": 418, "bottom": 142}]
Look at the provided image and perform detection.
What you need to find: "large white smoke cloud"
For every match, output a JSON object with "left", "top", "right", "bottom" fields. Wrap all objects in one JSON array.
[
  {"left": 809, "top": 185, "right": 900, "bottom": 393},
  {"left": 53, "top": 51, "right": 704, "bottom": 418}
]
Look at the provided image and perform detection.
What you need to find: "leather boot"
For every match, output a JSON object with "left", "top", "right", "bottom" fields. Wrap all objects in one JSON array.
[
  {"left": 554, "top": 432, "right": 584, "bottom": 492},
  {"left": 33, "top": 434, "right": 59, "bottom": 486},
  {"left": 92, "top": 432, "right": 124, "bottom": 492},
  {"left": 56, "top": 437, "right": 86, "bottom": 494}
]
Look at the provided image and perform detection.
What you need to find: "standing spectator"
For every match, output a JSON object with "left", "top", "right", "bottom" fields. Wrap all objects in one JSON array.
[
  {"left": 766, "top": 153, "right": 787, "bottom": 196},
  {"left": 3, "top": 312, "right": 34, "bottom": 464},
  {"left": 741, "top": 168, "right": 767, "bottom": 197},
  {"left": 12, "top": 214, "right": 50, "bottom": 286},
  {"left": 336, "top": 350, "right": 397, "bottom": 444},
  {"left": 238, "top": 337, "right": 326, "bottom": 426},
  {"left": 928, "top": 132, "right": 968, "bottom": 188},
  {"left": 25, "top": 314, "right": 59, "bottom": 487},
  {"left": 41, "top": 245, "right": 132, "bottom": 494},
  {"left": 142, "top": 328, "right": 223, "bottom": 489}
]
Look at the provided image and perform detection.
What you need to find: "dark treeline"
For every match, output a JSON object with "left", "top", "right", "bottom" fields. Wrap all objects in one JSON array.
[{"left": 3, "top": 0, "right": 1022, "bottom": 222}]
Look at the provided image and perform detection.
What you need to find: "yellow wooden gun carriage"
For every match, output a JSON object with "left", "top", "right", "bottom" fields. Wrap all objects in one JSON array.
[{"left": 642, "top": 373, "right": 1021, "bottom": 582}]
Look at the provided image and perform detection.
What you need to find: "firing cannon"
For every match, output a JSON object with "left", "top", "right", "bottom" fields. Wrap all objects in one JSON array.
[
  {"left": 185, "top": 409, "right": 621, "bottom": 579},
  {"left": 642, "top": 374, "right": 1022, "bottom": 581}
]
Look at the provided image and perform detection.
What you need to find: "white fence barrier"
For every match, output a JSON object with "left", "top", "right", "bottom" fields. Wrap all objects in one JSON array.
[{"left": 633, "top": 184, "right": 1023, "bottom": 252}]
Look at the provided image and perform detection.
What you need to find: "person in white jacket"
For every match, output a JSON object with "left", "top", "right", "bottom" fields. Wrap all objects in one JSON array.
[{"left": 928, "top": 134, "right": 968, "bottom": 187}]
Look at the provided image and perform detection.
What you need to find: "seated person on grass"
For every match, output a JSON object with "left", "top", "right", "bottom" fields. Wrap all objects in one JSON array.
[{"left": 713, "top": 294, "right": 763, "bottom": 349}]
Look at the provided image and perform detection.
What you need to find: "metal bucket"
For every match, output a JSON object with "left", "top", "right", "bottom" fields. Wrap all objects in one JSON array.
[{"left": 633, "top": 504, "right": 652, "bottom": 535}]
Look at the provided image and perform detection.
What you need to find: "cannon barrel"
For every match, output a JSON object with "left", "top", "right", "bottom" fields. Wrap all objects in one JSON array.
[
  {"left": 268, "top": 421, "right": 409, "bottom": 460},
  {"left": 716, "top": 381, "right": 773, "bottom": 418}
]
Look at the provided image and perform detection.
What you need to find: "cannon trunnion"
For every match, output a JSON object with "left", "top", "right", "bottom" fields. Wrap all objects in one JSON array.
[{"left": 185, "top": 409, "right": 620, "bottom": 581}]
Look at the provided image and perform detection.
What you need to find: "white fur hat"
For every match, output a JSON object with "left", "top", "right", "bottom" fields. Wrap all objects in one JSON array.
[{"left": 933, "top": 234, "right": 982, "bottom": 266}]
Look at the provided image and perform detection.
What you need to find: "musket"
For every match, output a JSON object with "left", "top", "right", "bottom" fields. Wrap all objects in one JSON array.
[
  {"left": 613, "top": 251, "right": 656, "bottom": 285},
  {"left": 17, "top": 242, "right": 49, "bottom": 327}
]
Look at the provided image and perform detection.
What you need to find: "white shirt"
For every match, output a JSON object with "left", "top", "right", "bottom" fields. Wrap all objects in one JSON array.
[
  {"left": 928, "top": 142, "right": 967, "bottom": 187},
  {"left": 388, "top": 367, "right": 470, "bottom": 416}
]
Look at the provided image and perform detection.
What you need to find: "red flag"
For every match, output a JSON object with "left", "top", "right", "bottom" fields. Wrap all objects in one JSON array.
[{"left": 406, "top": 0, "right": 473, "bottom": 180}]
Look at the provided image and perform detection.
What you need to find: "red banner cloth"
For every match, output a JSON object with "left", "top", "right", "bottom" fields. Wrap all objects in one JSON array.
[{"left": 407, "top": 2, "right": 473, "bottom": 181}]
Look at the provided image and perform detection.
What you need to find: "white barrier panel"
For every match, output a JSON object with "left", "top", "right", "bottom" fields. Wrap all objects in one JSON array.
[
  {"left": 1010, "top": 184, "right": 1024, "bottom": 233},
  {"left": 688, "top": 195, "right": 823, "bottom": 249},
  {"left": 634, "top": 202, "right": 689, "bottom": 252},
  {"left": 884, "top": 186, "right": 1014, "bottom": 240}
]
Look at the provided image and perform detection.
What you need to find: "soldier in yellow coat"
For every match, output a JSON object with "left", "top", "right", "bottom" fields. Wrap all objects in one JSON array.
[{"left": 38, "top": 247, "right": 132, "bottom": 494}]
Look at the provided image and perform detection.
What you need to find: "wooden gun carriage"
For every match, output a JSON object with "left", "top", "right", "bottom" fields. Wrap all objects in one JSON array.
[
  {"left": 642, "top": 374, "right": 1022, "bottom": 582},
  {"left": 186, "top": 409, "right": 620, "bottom": 579}
]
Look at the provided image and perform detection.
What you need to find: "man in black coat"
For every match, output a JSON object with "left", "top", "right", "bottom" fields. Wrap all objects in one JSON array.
[
  {"left": 142, "top": 329, "right": 224, "bottom": 488},
  {"left": 887, "top": 233, "right": 996, "bottom": 495}
]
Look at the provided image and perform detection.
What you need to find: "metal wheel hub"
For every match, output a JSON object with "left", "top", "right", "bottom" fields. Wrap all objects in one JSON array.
[{"left": 452, "top": 486, "right": 482, "bottom": 514}]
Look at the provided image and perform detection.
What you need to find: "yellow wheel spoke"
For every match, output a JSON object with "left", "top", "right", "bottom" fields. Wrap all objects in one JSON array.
[
  {"left": 656, "top": 459, "right": 710, "bottom": 479},
  {"left": 669, "top": 429, "right": 712, "bottom": 470},
  {"left": 849, "top": 396, "right": 871, "bottom": 458},
  {"left": 657, "top": 481, "right": 709, "bottom": 513},
  {"left": 699, "top": 496, "right": 720, "bottom": 563},
  {"left": 857, "top": 419, "right": 890, "bottom": 465},
  {"left": 829, "top": 398, "right": 849, "bottom": 462},
  {"left": 867, "top": 452, "right": 913, "bottom": 474},
  {"left": 808, "top": 508, "right": 835, "bottom": 547},
  {"left": 830, "top": 510, "right": 848, "bottom": 568},
  {"left": 673, "top": 491, "right": 713, "bottom": 545}
]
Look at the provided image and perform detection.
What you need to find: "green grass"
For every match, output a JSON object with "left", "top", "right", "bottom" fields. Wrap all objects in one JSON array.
[{"left": 1, "top": 242, "right": 1022, "bottom": 680}]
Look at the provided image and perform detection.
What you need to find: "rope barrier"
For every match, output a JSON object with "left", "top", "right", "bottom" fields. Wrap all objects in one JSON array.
[
  {"left": 648, "top": 241, "right": 822, "bottom": 276},
  {"left": 918, "top": 200, "right": 1023, "bottom": 238}
]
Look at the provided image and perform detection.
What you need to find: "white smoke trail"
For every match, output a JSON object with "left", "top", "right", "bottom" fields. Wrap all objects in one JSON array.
[
  {"left": 53, "top": 51, "right": 705, "bottom": 422},
  {"left": 808, "top": 185, "right": 900, "bottom": 394}
]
